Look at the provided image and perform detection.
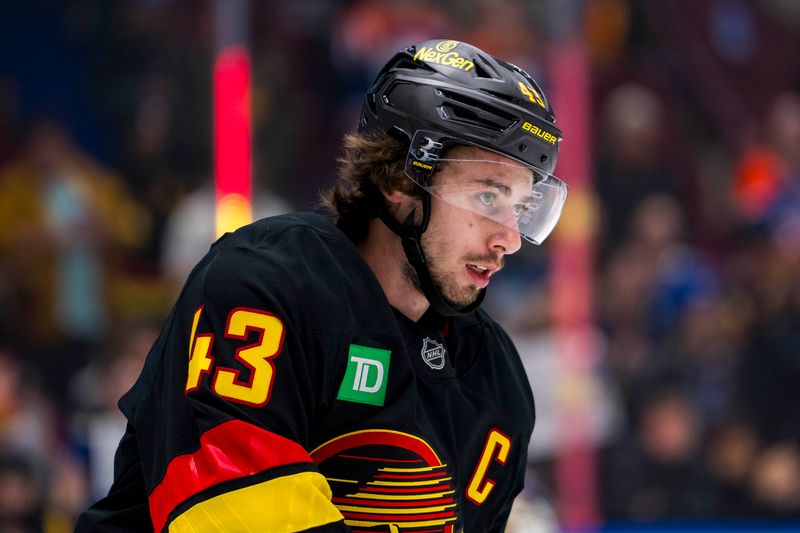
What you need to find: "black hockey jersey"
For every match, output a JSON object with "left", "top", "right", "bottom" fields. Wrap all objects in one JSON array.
[{"left": 75, "top": 212, "right": 535, "bottom": 532}]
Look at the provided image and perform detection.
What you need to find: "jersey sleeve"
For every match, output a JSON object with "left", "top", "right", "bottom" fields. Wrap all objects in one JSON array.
[{"left": 117, "top": 230, "right": 352, "bottom": 532}]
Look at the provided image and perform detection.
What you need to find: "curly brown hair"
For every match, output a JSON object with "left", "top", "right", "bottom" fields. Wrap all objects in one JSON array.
[{"left": 321, "top": 132, "right": 419, "bottom": 242}]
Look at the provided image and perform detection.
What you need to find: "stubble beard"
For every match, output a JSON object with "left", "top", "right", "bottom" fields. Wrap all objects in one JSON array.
[{"left": 402, "top": 252, "right": 480, "bottom": 312}]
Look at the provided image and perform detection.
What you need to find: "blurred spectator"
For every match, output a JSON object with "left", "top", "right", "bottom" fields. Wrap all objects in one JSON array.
[
  {"left": 508, "top": 285, "right": 621, "bottom": 532},
  {"left": 631, "top": 194, "right": 719, "bottom": 340},
  {"left": 594, "top": 83, "right": 683, "bottom": 259},
  {"left": 119, "top": 71, "right": 189, "bottom": 265},
  {"left": 330, "top": 0, "right": 451, "bottom": 132},
  {"left": 71, "top": 2, "right": 215, "bottom": 265},
  {"left": 463, "top": 0, "right": 544, "bottom": 76},
  {"left": 69, "top": 322, "right": 153, "bottom": 503},
  {"left": 506, "top": 487, "right": 559, "bottom": 533},
  {"left": 513, "top": 318, "right": 622, "bottom": 463},
  {"left": 159, "top": 184, "right": 293, "bottom": 291},
  {"left": 749, "top": 442, "right": 800, "bottom": 519},
  {"left": 0, "top": 451, "right": 46, "bottom": 533},
  {"left": 0, "top": 446, "right": 85, "bottom": 533},
  {"left": 43, "top": 450, "right": 88, "bottom": 533},
  {"left": 736, "top": 277, "right": 800, "bottom": 445},
  {"left": 732, "top": 91, "right": 800, "bottom": 229},
  {"left": 598, "top": 194, "right": 722, "bottom": 421},
  {"left": 597, "top": 235, "right": 654, "bottom": 394},
  {"left": 704, "top": 418, "right": 760, "bottom": 518},
  {"left": 601, "top": 384, "right": 714, "bottom": 521},
  {"left": 586, "top": 0, "right": 631, "bottom": 70},
  {"left": 731, "top": 196, "right": 800, "bottom": 446},
  {"left": 0, "top": 119, "right": 150, "bottom": 400},
  {"left": 0, "top": 346, "right": 57, "bottom": 463},
  {"left": 666, "top": 293, "right": 747, "bottom": 427}
]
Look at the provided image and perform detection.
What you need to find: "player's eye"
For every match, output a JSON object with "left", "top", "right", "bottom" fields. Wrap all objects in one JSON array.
[{"left": 476, "top": 192, "right": 497, "bottom": 207}]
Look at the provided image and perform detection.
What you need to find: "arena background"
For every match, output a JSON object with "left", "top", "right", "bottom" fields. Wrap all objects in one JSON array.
[{"left": 1, "top": 1, "right": 799, "bottom": 531}]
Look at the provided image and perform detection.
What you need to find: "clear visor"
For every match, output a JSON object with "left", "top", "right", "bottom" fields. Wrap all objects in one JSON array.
[{"left": 405, "top": 137, "right": 568, "bottom": 245}]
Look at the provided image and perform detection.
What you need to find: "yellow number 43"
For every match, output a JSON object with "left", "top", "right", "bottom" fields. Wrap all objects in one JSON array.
[
  {"left": 185, "top": 306, "right": 285, "bottom": 407},
  {"left": 518, "top": 81, "right": 545, "bottom": 109}
]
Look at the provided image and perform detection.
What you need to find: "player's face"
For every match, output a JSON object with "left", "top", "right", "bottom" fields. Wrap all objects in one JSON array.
[{"left": 411, "top": 146, "right": 526, "bottom": 310}]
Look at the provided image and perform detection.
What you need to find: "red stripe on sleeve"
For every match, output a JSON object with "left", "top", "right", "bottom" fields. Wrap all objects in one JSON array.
[{"left": 149, "top": 419, "right": 313, "bottom": 532}]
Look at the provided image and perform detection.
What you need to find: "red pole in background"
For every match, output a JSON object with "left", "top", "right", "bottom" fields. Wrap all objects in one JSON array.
[
  {"left": 214, "top": 0, "right": 252, "bottom": 237},
  {"left": 548, "top": 0, "right": 601, "bottom": 529}
]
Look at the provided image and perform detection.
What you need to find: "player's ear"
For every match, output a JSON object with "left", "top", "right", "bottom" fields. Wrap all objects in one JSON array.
[
  {"left": 382, "top": 189, "right": 411, "bottom": 205},
  {"left": 381, "top": 187, "right": 420, "bottom": 223}
]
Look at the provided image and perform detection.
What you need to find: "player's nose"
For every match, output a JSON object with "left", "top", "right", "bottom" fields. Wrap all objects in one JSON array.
[{"left": 488, "top": 217, "right": 522, "bottom": 255}]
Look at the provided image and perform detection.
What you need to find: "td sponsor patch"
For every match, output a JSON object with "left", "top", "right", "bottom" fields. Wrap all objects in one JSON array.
[{"left": 337, "top": 344, "right": 391, "bottom": 406}]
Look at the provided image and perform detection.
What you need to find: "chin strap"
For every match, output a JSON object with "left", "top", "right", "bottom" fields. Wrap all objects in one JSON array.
[{"left": 378, "top": 193, "right": 485, "bottom": 316}]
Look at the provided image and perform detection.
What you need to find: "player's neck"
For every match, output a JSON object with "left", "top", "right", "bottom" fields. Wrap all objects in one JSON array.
[{"left": 359, "top": 217, "right": 429, "bottom": 322}]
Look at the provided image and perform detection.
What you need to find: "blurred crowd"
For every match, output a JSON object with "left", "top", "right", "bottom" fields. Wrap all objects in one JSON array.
[{"left": 0, "top": 0, "right": 799, "bottom": 531}]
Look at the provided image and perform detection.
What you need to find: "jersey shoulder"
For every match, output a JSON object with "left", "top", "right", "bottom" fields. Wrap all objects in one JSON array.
[
  {"left": 203, "top": 212, "right": 361, "bottom": 290},
  {"left": 212, "top": 211, "right": 354, "bottom": 268},
  {"left": 193, "top": 212, "right": 389, "bottom": 332}
]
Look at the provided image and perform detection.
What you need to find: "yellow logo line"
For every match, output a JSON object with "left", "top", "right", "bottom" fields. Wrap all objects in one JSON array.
[
  {"left": 345, "top": 517, "right": 458, "bottom": 528},
  {"left": 337, "top": 504, "right": 456, "bottom": 514},
  {"left": 368, "top": 479, "right": 451, "bottom": 487},
  {"left": 378, "top": 466, "right": 439, "bottom": 473},
  {"left": 348, "top": 490, "right": 455, "bottom": 501}
]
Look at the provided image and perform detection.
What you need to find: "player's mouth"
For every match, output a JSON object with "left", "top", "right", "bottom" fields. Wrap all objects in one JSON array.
[{"left": 466, "top": 263, "right": 500, "bottom": 288}]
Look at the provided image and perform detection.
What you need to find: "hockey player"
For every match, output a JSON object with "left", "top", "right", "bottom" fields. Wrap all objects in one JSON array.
[{"left": 76, "top": 39, "right": 567, "bottom": 532}]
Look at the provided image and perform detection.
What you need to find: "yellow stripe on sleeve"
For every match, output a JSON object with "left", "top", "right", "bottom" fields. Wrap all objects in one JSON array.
[{"left": 167, "top": 471, "right": 344, "bottom": 532}]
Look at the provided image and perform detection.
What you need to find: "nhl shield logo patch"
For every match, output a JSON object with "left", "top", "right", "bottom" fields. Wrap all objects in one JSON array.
[{"left": 421, "top": 337, "right": 446, "bottom": 370}]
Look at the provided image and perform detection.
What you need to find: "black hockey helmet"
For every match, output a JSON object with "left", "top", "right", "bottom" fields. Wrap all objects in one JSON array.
[{"left": 358, "top": 38, "right": 562, "bottom": 179}]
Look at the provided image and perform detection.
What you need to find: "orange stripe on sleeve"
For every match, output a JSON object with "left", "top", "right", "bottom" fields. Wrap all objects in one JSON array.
[{"left": 149, "top": 419, "right": 314, "bottom": 532}]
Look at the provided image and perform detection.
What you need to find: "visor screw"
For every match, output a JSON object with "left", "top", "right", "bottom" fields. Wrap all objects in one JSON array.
[
  {"left": 540, "top": 154, "right": 548, "bottom": 163},
  {"left": 518, "top": 143, "right": 527, "bottom": 153}
]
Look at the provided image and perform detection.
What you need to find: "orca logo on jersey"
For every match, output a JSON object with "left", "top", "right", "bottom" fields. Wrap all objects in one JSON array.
[
  {"left": 337, "top": 344, "right": 391, "bottom": 406},
  {"left": 310, "top": 429, "right": 458, "bottom": 532},
  {"left": 421, "top": 337, "right": 446, "bottom": 370}
]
